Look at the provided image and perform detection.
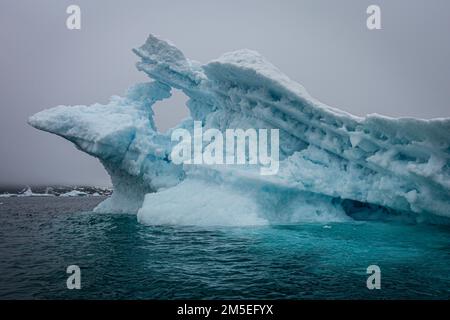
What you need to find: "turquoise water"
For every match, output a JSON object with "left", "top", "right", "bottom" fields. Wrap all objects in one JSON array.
[{"left": 0, "top": 197, "right": 449, "bottom": 299}]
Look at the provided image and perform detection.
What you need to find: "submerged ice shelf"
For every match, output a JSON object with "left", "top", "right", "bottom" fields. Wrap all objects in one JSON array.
[{"left": 29, "top": 35, "right": 450, "bottom": 225}]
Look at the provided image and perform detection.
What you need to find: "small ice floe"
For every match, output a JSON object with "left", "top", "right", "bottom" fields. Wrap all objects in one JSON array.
[
  {"left": 0, "top": 193, "right": 14, "bottom": 198},
  {"left": 59, "top": 190, "right": 88, "bottom": 197}
]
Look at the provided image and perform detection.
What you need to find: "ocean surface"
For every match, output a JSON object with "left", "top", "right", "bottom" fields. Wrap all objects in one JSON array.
[{"left": 0, "top": 196, "right": 449, "bottom": 299}]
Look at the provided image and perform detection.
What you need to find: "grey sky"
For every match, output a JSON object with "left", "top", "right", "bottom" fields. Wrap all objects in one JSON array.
[{"left": 1, "top": 0, "right": 449, "bottom": 186}]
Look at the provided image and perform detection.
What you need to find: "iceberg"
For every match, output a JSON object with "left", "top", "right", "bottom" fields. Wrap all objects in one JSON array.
[
  {"left": 19, "top": 187, "right": 54, "bottom": 197},
  {"left": 29, "top": 35, "right": 450, "bottom": 225},
  {"left": 60, "top": 190, "right": 88, "bottom": 197}
]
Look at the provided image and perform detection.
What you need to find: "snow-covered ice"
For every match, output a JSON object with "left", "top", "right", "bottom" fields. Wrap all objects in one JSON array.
[
  {"left": 29, "top": 35, "right": 450, "bottom": 225},
  {"left": 59, "top": 190, "right": 88, "bottom": 197},
  {"left": 2, "top": 187, "right": 56, "bottom": 197}
]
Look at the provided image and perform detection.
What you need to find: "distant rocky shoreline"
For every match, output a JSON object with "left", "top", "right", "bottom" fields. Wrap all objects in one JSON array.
[{"left": 0, "top": 185, "right": 112, "bottom": 197}]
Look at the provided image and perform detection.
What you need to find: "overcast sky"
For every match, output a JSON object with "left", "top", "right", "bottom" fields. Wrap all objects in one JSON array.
[{"left": 1, "top": 0, "right": 449, "bottom": 186}]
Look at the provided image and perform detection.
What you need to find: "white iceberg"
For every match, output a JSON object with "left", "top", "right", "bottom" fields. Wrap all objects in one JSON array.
[
  {"left": 59, "top": 190, "right": 88, "bottom": 197},
  {"left": 6, "top": 187, "right": 56, "bottom": 197},
  {"left": 29, "top": 35, "right": 450, "bottom": 225}
]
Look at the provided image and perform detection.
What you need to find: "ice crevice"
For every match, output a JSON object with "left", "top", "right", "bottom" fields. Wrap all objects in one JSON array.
[{"left": 28, "top": 34, "right": 450, "bottom": 226}]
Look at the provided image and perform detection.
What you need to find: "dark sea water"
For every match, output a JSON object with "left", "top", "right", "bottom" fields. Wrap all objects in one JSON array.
[{"left": 0, "top": 197, "right": 449, "bottom": 299}]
